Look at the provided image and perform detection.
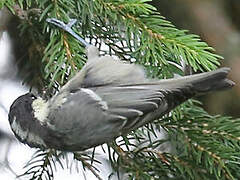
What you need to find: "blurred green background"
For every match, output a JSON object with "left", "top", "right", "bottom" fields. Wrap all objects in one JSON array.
[
  {"left": 150, "top": 0, "right": 240, "bottom": 117},
  {"left": 2, "top": 0, "right": 240, "bottom": 117}
]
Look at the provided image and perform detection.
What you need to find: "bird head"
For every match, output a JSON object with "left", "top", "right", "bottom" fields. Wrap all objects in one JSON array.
[
  {"left": 8, "top": 93, "right": 48, "bottom": 148},
  {"left": 9, "top": 93, "right": 36, "bottom": 126}
]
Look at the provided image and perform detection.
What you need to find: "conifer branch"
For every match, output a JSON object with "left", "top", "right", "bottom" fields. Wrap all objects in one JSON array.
[{"left": 1, "top": 1, "right": 240, "bottom": 179}]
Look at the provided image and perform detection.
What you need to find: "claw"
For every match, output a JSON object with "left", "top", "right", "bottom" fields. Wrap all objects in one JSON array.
[{"left": 46, "top": 18, "right": 90, "bottom": 47}]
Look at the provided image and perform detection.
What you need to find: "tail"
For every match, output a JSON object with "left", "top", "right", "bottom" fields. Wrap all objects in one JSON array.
[
  {"left": 157, "top": 67, "right": 235, "bottom": 109},
  {"left": 185, "top": 67, "right": 234, "bottom": 92},
  {"left": 108, "top": 67, "right": 234, "bottom": 130}
]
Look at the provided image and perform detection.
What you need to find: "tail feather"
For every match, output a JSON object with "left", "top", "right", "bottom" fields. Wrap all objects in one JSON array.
[
  {"left": 190, "top": 67, "right": 235, "bottom": 93},
  {"left": 157, "top": 67, "right": 234, "bottom": 92},
  {"left": 157, "top": 67, "right": 234, "bottom": 109}
]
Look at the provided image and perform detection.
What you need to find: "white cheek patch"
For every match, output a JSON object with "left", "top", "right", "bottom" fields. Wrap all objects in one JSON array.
[
  {"left": 32, "top": 98, "right": 49, "bottom": 124},
  {"left": 11, "top": 116, "right": 46, "bottom": 147},
  {"left": 81, "top": 88, "right": 108, "bottom": 110},
  {"left": 11, "top": 116, "right": 28, "bottom": 141}
]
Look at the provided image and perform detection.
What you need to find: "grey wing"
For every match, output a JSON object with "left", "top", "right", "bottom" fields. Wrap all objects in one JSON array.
[
  {"left": 80, "top": 56, "right": 147, "bottom": 87},
  {"left": 47, "top": 89, "right": 128, "bottom": 150},
  {"left": 93, "top": 85, "right": 169, "bottom": 132},
  {"left": 48, "top": 85, "right": 168, "bottom": 150},
  {"left": 59, "top": 46, "right": 148, "bottom": 93}
]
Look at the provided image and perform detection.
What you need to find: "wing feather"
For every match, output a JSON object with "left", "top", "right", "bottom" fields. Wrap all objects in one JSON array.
[
  {"left": 92, "top": 85, "right": 167, "bottom": 127},
  {"left": 59, "top": 48, "right": 147, "bottom": 93}
]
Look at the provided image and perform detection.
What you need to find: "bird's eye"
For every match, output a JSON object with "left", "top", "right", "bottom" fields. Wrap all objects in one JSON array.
[{"left": 31, "top": 95, "right": 36, "bottom": 100}]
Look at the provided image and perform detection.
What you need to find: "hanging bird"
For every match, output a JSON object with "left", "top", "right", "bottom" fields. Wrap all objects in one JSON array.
[{"left": 8, "top": 18, "right": 235, "bottom": 151}]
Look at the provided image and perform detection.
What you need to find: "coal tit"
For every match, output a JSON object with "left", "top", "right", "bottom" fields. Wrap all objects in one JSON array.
[{"left": 8, "top": 19, "right": 235, "bottom": 151}]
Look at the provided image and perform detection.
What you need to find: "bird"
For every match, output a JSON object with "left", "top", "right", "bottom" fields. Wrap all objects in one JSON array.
[{"left": 8, "top": 18, "right": 235, "bottom": 151}]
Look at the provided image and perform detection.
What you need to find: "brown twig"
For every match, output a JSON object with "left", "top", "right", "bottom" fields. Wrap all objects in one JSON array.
[
  {"left": 75, "top": 155, "right": 103, "bottom": 180},
  {"left": 63, "top": 34, "right": 76, "bottom": 69}
]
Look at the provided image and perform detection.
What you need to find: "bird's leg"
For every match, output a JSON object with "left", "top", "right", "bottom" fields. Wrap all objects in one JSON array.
[
  {"left": 47, "top": 18, "right": 99, "bottom": 61},
  {"left": 46, "top": 18, "right": 90, "bottom": 47}
]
